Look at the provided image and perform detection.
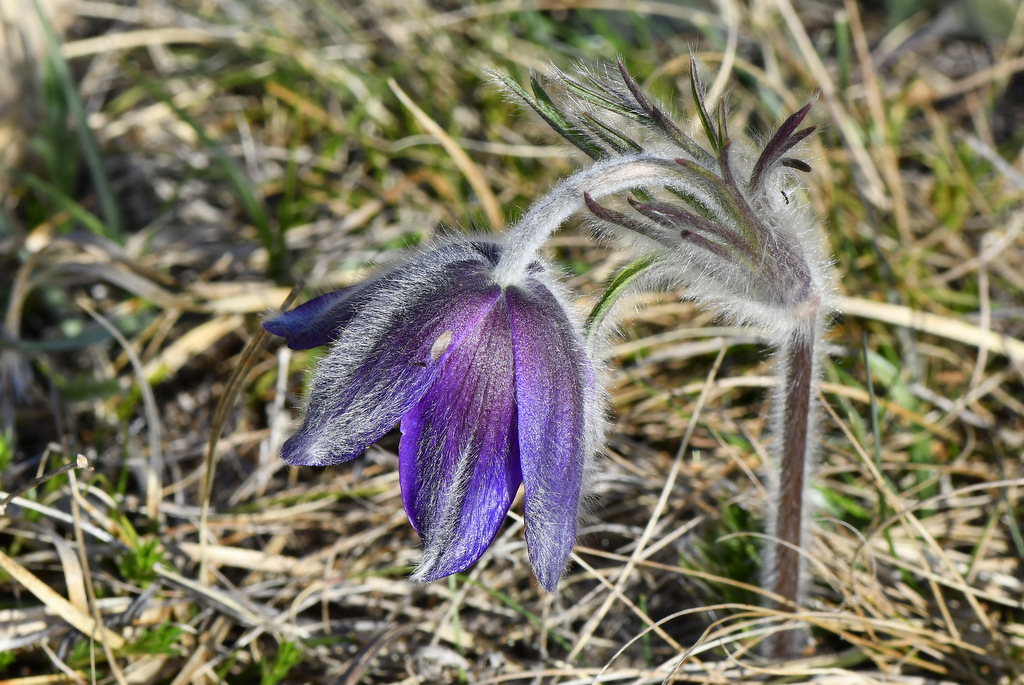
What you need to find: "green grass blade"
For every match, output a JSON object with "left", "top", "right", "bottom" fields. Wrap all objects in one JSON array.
[
  {"left": 863, "top": 337, "right": 921, "bottom": 592},
  {"left": 31, "top": 0, "right": 123, "bottom": 242},
  {"left": 8, "top": 167, "right": 111, "bottom": 238}
]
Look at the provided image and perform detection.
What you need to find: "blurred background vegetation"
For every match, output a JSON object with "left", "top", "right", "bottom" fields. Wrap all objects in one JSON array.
[{"left": 1, "top": 0, "right": 1023, "bottom": 682}]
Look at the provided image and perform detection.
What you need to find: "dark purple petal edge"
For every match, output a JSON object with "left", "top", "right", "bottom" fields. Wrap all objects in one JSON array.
[{"left": 264, "top": 286, "right": 360, "bottom": 350}]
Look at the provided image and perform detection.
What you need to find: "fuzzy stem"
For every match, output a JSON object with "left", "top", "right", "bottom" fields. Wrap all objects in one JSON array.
[
  {"left": 768, "top": 326, "right": 816, "bottom": 658},
  {"left": 493, "top": 155, "right": 683, "bottom": 287}
]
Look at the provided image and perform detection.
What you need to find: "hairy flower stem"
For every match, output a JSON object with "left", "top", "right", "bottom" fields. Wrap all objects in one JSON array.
[
  {"left": 493, "top": 156, "right": 680, "bottom": 287},
  {"left": 768, "top": 324, "right": 819, "bottom": 658}
]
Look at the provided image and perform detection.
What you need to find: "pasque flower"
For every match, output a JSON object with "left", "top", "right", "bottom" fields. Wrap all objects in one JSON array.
[
  {"left": 496, "top": 58, "right": 835, "bottom": 656},
  {"left": 264, "top": 239, "right": 598, "bottom": 591},
  {"left": 266, "top": 59, "right": 834, "bottom": 645}
]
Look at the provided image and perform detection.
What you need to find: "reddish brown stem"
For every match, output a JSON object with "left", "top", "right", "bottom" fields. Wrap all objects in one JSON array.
[{"left": 769, "top": 330, "right": 814, "bottom": 658}]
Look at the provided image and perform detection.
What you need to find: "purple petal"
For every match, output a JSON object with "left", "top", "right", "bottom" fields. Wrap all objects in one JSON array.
[
  {"left": 399, "top": 296, "right": 521, "bottom": 582},
  {"left": 264, "top": 286, "right": 362, "bottom": 350},
  {"left": 507, "top": 280, "right": 593, "bottom": 592},
  {"left": 282, "top": 243, "right": 501, "bottom": 466}
]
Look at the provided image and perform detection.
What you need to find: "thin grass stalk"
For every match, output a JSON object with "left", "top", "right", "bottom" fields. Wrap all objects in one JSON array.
[{"left": 199, "top": 283, "right": 302, "bottom": 584}]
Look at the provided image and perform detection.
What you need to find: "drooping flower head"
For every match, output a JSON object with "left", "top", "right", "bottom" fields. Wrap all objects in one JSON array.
[{"left": 264, "top": 239, "right": 599, "bottom": 591}]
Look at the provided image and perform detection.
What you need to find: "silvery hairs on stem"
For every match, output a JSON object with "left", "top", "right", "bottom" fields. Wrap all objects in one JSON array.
[{"left": 494, "top": 58, "right": 835, "bottom": 655}]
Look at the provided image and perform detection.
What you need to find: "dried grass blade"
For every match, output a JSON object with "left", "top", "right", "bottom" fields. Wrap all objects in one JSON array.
[
  {"left": 79, "top": 301, "right": 163, "bottom": 521},
  {"left": 128, "top": 68, "right": 278, "bottom": 275},
  {"left": 388, "top": 79, "right": 504, "bottom": 230},
  {"left": 337, "top": 624, "right": 417, "bottom": 685},
  {"left": 0, "top": 550, "right": 125, "bottom": 649},
  {"left": 569, "top": 346, "right": 727, "bottom": 660},
  {"left": 142, "top": 315, "right": 244, "bottom": 382},
  {"left": 772, "top": 0, "right": 889, "bottom": 211},
  {"left": 839, "top": 296, "right": 1024, "bottom": 361},
  {"left": 61, "top": 27, "right": 225, "bottom": 59}
]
